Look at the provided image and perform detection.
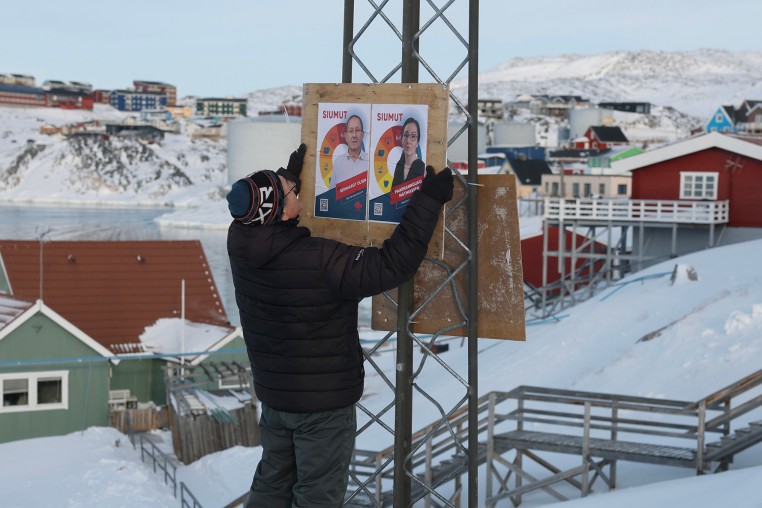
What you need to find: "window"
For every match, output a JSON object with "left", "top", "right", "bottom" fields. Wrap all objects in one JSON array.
[
  {"left": 584, "top": 183, "right": 591, "bottom": 197},
  {"left": 680, "top": 172, "right": 718, "bottom": 200},
  {"left": 219, "top": 375, "right": 250, "bottom": 390},
  {"left": 617, "top": 184, "right": 628, "bottom": 196},
  {"left": 551, "top": 182, "right": 559, "bottom": 196},
  {"left": 716, "top": 113, "right": 723, "bottom": 123},
  {"left": 599, "top": 183, "right": 606, "bottom": 195},
  {"left": 0, "top": 371, "right": 68, "bottom": 413},
  {"left": 572, "top": 183, "right": 580, "bottom": 198}
]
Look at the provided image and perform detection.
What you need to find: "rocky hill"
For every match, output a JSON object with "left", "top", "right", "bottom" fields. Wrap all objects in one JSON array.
[{"left": 1, "top": 49, "right": 759, "bottom": 205}]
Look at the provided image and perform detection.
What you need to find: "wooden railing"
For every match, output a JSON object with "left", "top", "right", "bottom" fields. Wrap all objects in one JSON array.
[
  {"left": 544, "top": 198, "right": 729, "bottom": 224},
  {"left": 485, "top": 369, "right": 762, "bottom": 505}
]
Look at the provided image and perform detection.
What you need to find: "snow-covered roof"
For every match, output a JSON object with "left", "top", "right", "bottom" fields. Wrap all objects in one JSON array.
[
  {"left": 612, "top": 132, "right": 762, "bottom": 172},
  {"left": 139, "top": 317, "right": 238, "bottom": 363}
]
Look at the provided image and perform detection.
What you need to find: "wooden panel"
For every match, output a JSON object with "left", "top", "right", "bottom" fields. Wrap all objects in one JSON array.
[
  {"left": 299, "top": 83, "right": 448, "bottom": 256},
  {"left": 372, "top": 174, "right": 526, "bottom": 341}
]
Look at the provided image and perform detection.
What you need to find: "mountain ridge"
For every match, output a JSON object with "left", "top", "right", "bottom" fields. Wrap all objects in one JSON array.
[{"left": 452, "top": 48, "right": 762, "bottom": 118}]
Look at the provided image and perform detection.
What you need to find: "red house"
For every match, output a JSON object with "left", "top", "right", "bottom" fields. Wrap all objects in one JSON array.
[
  {"left": 573, "top": 126, "right": 629, "bottom": 150},
  {"left": 537, "top": 132, "right": 762, "bottom": 307},
  {"left": 618, "top": 132, "right": 762, "bottom": 228}
]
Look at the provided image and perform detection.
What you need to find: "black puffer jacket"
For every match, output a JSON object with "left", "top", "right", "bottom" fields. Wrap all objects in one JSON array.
[{"left": 227, "top": 191, "right": 443, "bottom": 413}]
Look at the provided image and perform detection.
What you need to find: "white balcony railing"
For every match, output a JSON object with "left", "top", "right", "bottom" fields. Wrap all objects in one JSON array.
[{"left": 543, "top": 198, "right": 729, "bottom": 224}]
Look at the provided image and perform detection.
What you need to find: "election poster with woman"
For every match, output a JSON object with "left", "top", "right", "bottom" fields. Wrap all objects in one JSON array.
[{"left": 367, "top": 104, "right": 429, "bottom": 224}]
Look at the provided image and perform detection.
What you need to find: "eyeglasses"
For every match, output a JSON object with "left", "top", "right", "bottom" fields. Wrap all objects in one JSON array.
[
  {"left": 346, "top": 128, "right": 363, "bottom": 135},
  {"left": 402, "top": 132, "right": 418, "bottom": 141},
  {"left": 284, "top": 183, "right": 298, "bottom": 200}
]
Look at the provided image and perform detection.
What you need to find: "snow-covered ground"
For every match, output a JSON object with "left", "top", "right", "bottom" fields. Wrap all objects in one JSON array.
[{"left": 3, "top": 237, "right": 762, "bottom": 507}]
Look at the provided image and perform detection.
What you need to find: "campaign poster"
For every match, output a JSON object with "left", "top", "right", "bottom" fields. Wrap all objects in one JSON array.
[
  {"left": 368, "top": 104, "right": 429, "bottom": 223},
  {"left": 314, "top": 103, "right": 371, "bottom": 221}
]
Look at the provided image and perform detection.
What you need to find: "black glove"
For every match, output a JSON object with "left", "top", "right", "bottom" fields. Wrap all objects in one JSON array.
[
  {"left": 277, "top": 143, "right": 306, "bottom": 193},
  {"left": 420, "top": 166, "right": 454, "bottom": 204}
]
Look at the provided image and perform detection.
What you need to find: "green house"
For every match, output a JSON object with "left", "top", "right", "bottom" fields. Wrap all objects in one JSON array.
[
  {"left": 0, "top": 240, "right": 249, "bottom": 442},
  {"left": 0, "top": 298, "right": 115, "bottom": 444}
]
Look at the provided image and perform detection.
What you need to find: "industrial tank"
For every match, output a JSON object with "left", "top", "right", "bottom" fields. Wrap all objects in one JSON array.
[{"left": 227, "top": 116, "right": 302, "bottom": 184}]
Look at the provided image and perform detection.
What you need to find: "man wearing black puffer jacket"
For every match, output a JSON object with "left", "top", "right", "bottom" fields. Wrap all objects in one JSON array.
[{"left": 227, "top": 143, "right": 453, "bottom": 508}]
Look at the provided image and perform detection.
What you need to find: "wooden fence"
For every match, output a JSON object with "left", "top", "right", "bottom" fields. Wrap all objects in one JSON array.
[
  {"left": 170, "top": 403, "right": 259, "bottom": 464},
  {"left": 110, "top": 406, "right": 169, "bottom": 435}
]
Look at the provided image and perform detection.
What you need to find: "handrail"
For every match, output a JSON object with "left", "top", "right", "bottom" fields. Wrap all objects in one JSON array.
[
  {"left": 543, "top": 197, "right": 730, "bottom": 224},
  {"left": 688, "top": 368, "right": 762, "bottom": 409}
]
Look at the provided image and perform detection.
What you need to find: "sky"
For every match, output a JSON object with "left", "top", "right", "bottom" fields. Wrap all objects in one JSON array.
[
  {"left": 2, "top": 0, "right": 761, "bottom": 98},
  {"left": 3, "top": 226, "right": 762, "bottom": 507}
]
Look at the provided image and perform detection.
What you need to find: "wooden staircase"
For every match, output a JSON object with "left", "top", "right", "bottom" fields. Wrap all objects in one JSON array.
[{"left": 226, "top": 369, "right": 762, "bottom": 507}]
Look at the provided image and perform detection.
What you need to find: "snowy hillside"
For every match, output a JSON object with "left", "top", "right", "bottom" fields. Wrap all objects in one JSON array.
[
  {"left": 1, "top": 49, "right": 759, "bottom": 206},
  {"left": 454, "top": 49, "right": 762, "bottom": 119},
  {"left": 3, "top": 237, "right": 762, "bottom": 507},
  {"left": 0, "top": 105, "right": 228, "bottom": 207}
]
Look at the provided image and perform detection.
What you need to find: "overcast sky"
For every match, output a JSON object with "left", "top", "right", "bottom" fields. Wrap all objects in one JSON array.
[{"left": 2, "top": 0, "right": 760, "bottom": 97}]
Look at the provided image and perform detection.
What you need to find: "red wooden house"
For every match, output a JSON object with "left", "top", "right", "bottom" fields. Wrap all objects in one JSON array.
[
  {"left": 534, "top": 132, "right": 762, "bottom": 314},
  {"left": 573, "top": 126, "right": 629, "bottom": 151},
  {"left": 620, "top": 132, "right": 762, "bottom": 228}
]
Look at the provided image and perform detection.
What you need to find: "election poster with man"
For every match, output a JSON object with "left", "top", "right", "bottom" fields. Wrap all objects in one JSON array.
[{"left": 313, "top": 103, "right": 371, "bottom": 221}]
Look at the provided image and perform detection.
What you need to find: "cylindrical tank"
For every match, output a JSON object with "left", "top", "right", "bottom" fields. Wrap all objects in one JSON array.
[
  {"left": 227, "top": 116, "right": 303, "bottom": 184},
  {"left": 446, "top": 122, "right": 487, "bottom": 162},
  {"left": 492, "top": 121, "right": 535, "bottom": 147}
]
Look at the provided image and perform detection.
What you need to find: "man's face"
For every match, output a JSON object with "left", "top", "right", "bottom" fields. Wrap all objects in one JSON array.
[
  {"left": 279, "top": 176, "right": 302, "bottom": 221},
  {"left": 345, "top": 117, "right": 363, "bottom": 154}
]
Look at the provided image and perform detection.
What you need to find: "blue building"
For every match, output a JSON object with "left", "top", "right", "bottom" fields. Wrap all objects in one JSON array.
[
  {"left": 110, "top": 90, "right": 167, "bottom": 112},
  {"left": 706, "top": 105, "right": 738, "bottom": 133},
  {"left": 486, "top": 145, "right": 546, "bottom": 161}
]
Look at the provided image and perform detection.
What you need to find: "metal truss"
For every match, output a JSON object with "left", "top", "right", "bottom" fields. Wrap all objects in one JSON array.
[{"left": 341, "top": 1, "right": 480, "bottom": 506}]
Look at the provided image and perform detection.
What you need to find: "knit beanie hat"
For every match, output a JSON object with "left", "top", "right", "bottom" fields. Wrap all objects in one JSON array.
[{"left": 226, "top": 170, "right": 285, "bottom": 225}]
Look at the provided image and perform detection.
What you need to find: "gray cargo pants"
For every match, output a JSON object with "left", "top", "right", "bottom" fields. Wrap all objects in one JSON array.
[{"left": 245, "top": 402, "right": 356, "bottom": 508}]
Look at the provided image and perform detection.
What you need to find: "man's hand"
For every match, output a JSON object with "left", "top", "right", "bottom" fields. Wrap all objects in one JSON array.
[
  {"left": 420, "top": 166, "right": 454, "bottom": 204},
  {"left": 277, "top": 143, "right": 306, "bottom": 193}
]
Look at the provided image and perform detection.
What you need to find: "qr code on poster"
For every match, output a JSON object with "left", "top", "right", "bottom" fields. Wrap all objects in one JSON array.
[
  {"left": 320, "top": 199, "right": 328, "bottom": 212},
  {"left": 373, "top": 203, "right": 383, "bottom": 216}
]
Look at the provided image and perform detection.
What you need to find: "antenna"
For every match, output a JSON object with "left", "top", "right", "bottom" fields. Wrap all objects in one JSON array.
[
  {"left": 181, "top": 278, "right": 186, "bottom": 375},
  {"left": 35, "top": 227, "right": 52, "bottom": 301},
  {"left": 282, "top": 105, "right": 290, "bottom": 125}
]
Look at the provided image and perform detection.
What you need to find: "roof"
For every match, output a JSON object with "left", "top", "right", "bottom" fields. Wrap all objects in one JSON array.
[
  {"left": 197, "top": 97, "right": 247, "bottom": 103},
  {"left": 589, "top": 126, "right": 629, "bottom": 143},
  {"left": 0, "top": 240, "right": 230, "bottom": 354},
  {"left": 611, "top": 132, "right": 762, "bottom": 172},
  {"left": 548, "top": 149, "right": 608, "bottom": 159},
  {"left": 0, "top": 295, "right": 32, "bottom": 329},
  {"left": 133, "top": 80, "right": 175, "bottom": 87},
  {"left": 507, "top": 159, "right": 552, "bottom": 186},
  {"left": 0, "top": 83, "right": 45, "bottom": 95},
  {"left": 0, "top": 299, "right": 115, "bottom": 361}
]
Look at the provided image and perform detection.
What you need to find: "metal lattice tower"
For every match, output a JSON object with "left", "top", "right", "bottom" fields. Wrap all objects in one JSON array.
[{"left": 341, "top": 1, "right": 480, "bottom": 506}]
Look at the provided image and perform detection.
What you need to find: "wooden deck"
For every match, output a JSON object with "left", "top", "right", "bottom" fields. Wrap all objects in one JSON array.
[{"left": 544, "top": 197, "right": 729, "bottom": 224}]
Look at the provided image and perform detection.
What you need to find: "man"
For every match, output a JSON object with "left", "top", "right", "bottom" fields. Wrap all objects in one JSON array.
[
  {"left": 331, "top": 114, "right": 369, "bottom": 189},
  {"left": 226, "top": 143, "right": 453, "bottom": 507}
]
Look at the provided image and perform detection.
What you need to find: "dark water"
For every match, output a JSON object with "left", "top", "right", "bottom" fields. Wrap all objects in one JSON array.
[{"left": 0, "top": 203, "right": 239, "bottom": 325}]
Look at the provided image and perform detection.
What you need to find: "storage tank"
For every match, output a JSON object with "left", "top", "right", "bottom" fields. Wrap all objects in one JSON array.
[
  {"left": 492, "top": 121, "right": 535, "bottom": 147},
  {"left": 446, "top": 121, "right": 487, "bottom": 162},
  {"left": 227, "top": 116, "right": 302, "bottom": 184}
]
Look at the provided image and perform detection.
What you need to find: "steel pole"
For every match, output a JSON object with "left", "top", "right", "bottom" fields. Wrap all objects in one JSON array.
[
  {"left": 467, "top": 1, "right": 480, "bottom": 506},
  {"left": 394, "top": 2, "right": 420, "bottom": 506},
  {"left": 342, "top": 0, "right": 355, "bottom": 83}
]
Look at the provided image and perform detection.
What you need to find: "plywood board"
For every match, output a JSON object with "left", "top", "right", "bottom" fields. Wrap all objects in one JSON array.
[
  {"left": 372, "top": 174, "right": 526, "bottom": 341},
  {"left": 299, "top": 83, "right": 448, "bottom": 256}
]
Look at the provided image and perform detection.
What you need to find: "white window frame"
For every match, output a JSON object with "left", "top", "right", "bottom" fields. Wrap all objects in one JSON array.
[
  {"left": 0, "top": 371, "right": 69, "bottom": 413},
  {"left": 680, "top": 172, "right": 718, "bottom": 200},
  {"left": 218, "top": 374, "right": 250, "bottom": 390}
]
